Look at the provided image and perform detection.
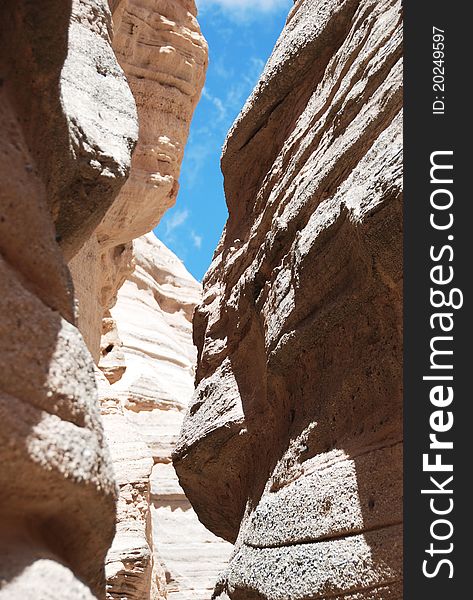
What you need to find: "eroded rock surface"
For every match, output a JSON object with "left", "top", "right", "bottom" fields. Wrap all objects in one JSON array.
[
  {"left": 67, "top": 2, "right": 210, "bottom": 594},
  {"left": 175, "top": 1, "right": 403, "bottom": 598},
  {"left": 0, "top": 0, "right": 138, "bottom": 597},
  {"left": 1, "top": 0, "right": 138, "bottom": 263},
  {"left": 70, "top": 0, "right": 208, "bottom": 361},
  {"left": 67, "top": 1, "right": 211, "bottom": 596},
  {"left": 99, "top": 234, "right": 232, "bottom": 599},
  {"left": 103, "top": 0, "right": 208, "bottom": 245},
  {"left": 0, "top": 0, "right": 208, "bottom": 598}
]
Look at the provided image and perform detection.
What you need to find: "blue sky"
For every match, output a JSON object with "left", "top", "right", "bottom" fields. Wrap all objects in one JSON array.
[{"left": 154, "top": 0, "right": 293, "bottom": 281}]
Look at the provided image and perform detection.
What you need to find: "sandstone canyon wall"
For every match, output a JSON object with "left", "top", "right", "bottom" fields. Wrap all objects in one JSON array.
[
  {"left": 0, "top": 0, "right": 214, "bottom": 598},
  {"left": 0, "top": 1, "right": 137, "bottom": 597},
  {"left": 1, "top": 0, "right": 403, "bottom": 598},
  {"left": 100, "top": 234, "right": 232, "bottom": 599},
  {"left": 175, "top": 1, "right": 403, "bottom": 599},
  {"left": 70, "top": 0, "right": 208, "bottom": 362}
]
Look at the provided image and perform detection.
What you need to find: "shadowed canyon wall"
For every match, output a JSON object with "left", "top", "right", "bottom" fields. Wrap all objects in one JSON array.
[
  {"left": 0, "top": 0, "right": 221, "bottom": 598},
  {"left": 174, "top": 0, "right": 403, "bottom": 598},
  {"left": 0, "top": 0, "right": 137, "bottom": 597},
  {"left": 1, "top": 0, "right": 402, "bottom": 598}
]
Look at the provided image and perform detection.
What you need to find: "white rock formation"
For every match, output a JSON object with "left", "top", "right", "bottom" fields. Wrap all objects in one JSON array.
[{"left": 99, "top": 233, "right": 232, "bottom": 599}]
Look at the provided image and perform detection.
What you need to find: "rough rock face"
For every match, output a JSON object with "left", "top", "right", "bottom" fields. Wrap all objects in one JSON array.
[
  {"left": 0, "top": 0, "right": 138, "bottom": 597},
  {"left": 99, "top": 234, "right": 232, "bottom": 599},
  {"left": 102, "top": 0, "right": 208, "bottom": 245},
  {"left": 70, "top": 0, "right": 208, "bottom": 361},
  {"left": 67, "top": 0, "right": 210, "bottom": 596},
  {"left": 175, "top": 1, "right": 403, "bottom": 599},
  {"left": 67, "top": 1, "right": 209, "bottom": 594},
  {"left": 1, "top": 0, "right": 138, "bottom": 263},
  {"left": 0, "top": 0, "right": 208, "bottom": 597},
  {"left": 151, "top": 463, "right": 232, "bottom": 600}
]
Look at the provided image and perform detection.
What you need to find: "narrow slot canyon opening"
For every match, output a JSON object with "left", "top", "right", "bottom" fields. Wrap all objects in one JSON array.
[
  {"left": 86, "top": 2, "right": 294, "bottom": 598},
  {"left": 0, "top": 0, "right": 403, "bottom": 599}
]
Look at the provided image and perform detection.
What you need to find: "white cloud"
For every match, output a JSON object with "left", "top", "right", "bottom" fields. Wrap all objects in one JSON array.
[
  {"left": 190, "top": 231, "right": 203, "bottom": 249},
  {"left": 214, "top": 56, "right": 234, "bottom": 79},
  {"left": 202, "top": 87, "right": 227, "bottom": 121},
  {"left": 197, "top": 0, "right": 292, "bottom": 19},
  {"left": 165, "top": 209, "right": 189, "bottom": 237}
]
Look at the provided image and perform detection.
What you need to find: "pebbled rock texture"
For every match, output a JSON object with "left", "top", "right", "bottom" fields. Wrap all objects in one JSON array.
[
  {"left": 175, "top": 0, "right": 403, "bottom": 599},
  {"left": 0, "top": 0, "right": 138, "bottom": 597},
  {"left": 1, "top": 0, "right": 210, "bottom": 598},
  {"left": 99, "top": 234, "right": 232, "bottom": 599}
]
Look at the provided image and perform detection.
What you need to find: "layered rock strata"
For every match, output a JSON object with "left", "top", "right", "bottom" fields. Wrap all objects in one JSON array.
[
  {"left": 69, "top": 0, "right": 210, "bottom": 595},
  {"left": 175, "top": 1, "right": 403, "bottom": 599},
  {"left": 0, "top": 0, "right": 138, "bottom": 597},
  {"left": 99, "top": 234, "right": 232, "bottom": 599},
  {"left": 70, "top": 0, "right": 208, "bottom": 361}
]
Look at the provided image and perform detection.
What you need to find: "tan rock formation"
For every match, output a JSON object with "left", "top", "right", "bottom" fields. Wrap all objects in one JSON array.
[
  {"left": 0, "top": 0, "right": 138, "bottom": 597},
  {"left": 66, "top": 1, "right": 210, "bottom": 596},
  {"left": 175, "top": 1, "right": 403, "bottom": 598},
  {"left": 1, "top": 0, "right": 214, "bottom": 598},
  {"left": 103, "top": 0, "right": 208, "bottom": 245},
  {"left": 1, "top": 0, "right": 138, "bottom": 263},
  {"left": 99, "top": 234, "right": 232, "bottom": 599},
  {"left": 70, "top": 0, "right": 208, "bottom": 361},
  {"left": 67, "top": 1, "right": 209, "bottom": 593},
  {"left": 151, "top": 462, "right": 232, "bottom": 600}
]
